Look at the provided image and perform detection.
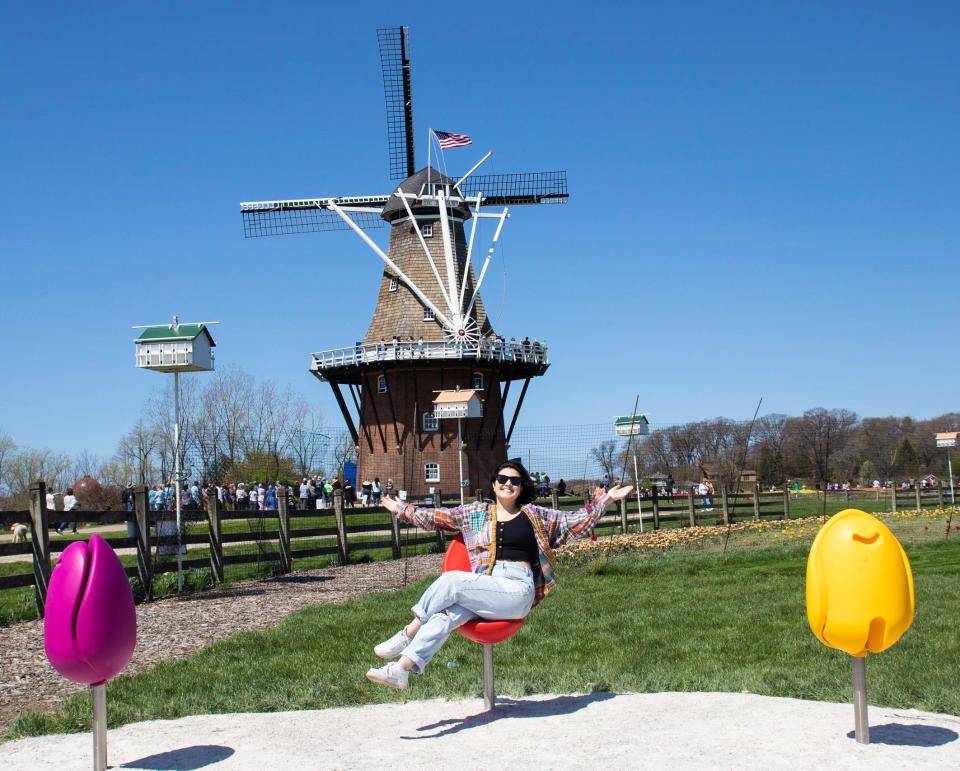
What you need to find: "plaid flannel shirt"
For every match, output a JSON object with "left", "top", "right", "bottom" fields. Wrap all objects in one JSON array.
[{"left": 399, "top": 494, "right": 612, "bottom": 606}]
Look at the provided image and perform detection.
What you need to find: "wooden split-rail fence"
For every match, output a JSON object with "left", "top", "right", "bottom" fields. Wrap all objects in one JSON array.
[{"left": 0, "top": 481, "right": 951, "bottom": 618}]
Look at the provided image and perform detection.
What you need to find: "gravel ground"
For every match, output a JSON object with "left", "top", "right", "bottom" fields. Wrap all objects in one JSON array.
[
  {"left": 1, "top": 692, "right": 958, "bottom": 769},
  {"left": 0, "top": 554, "right": 442, "bottom": 735}
]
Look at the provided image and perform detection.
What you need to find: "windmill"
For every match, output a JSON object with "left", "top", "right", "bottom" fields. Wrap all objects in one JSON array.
[{"left": 240, "top": 26, "right": 568, "bottom": 496}]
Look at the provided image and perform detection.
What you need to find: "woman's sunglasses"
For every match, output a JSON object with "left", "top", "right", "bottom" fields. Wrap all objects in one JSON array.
[{"left": 496, "top": 474, "right": 523, "bottom": 486}]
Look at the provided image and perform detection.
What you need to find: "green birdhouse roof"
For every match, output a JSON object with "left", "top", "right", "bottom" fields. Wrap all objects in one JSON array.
[{"left": 135, "top": 324, "right": 216, "bottom": 346}]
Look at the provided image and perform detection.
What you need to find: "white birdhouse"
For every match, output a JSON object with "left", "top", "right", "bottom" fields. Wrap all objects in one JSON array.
[
  {"left": 433, "top": 389, "right": 483, "bottom": 419},
  {"left": 615, "top": 414, "right": 649, "bottom": 436},
  {"left": 134, "top": 321, "right": 216, "bottom": 373}
]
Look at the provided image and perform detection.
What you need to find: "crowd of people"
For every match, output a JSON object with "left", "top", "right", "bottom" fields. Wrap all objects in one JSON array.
[{"left": 353, "top": 335, "right": 548, "bottom": 362}]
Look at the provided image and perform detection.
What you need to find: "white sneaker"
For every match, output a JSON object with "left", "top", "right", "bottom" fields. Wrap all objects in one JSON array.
[
  {"left": 374, "top": 628, "right": 412, "bottom": 660},
  {"left": 366, "top": 661, "right": 409, "bottom": 689}
]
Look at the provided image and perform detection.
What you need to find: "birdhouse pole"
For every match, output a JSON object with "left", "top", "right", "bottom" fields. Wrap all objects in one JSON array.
[
  {"left": 173, "top": 368, "right": 183, "bottom": 590},
  {"left": 936, "top": 433, "right": 957, "bottom": 504},
  {"left": 133, "top": 316, "right": 218, "bottom": 593}
]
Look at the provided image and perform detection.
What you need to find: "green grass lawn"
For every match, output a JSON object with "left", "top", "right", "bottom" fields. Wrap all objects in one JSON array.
[{"left": 7, "top": 519, "right": 958, "bottom": 740}]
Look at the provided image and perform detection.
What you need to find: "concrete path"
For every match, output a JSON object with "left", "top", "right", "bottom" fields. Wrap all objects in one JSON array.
[{"left": 1, "top": 692, "right": 958, "bottom": 770}]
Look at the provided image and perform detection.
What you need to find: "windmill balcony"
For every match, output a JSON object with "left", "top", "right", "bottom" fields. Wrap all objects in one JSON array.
[{"left": 310, "top": 339, "right": 549, "bottom": 383}]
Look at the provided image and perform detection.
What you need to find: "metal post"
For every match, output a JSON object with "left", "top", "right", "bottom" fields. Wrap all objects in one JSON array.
[
  {"left": 92, "top": 683, "right": 107, "bottom": 770},
  {"left": 482, "top": 643, "right": 496, "bottom": 710},
  {"left": 948, "top": 448, "right": 955, "bottom": 505},
  {"left": 851, "top": 656, "right": 869, "bottom": 744},
  {"left": 633, "top": 454, "right": 643, "bottom": 532},
  {"left": 915, "top": 483, "right": 922, "bottom": 512},
  {"left": 687, "top": 487, "right": 696, "bottom": 527},
  {"left": 173, "top": 369, "right": 183, "bottom": 592},
  {"left": 458, "top": 418, "right": 465, "bottom": 506}
]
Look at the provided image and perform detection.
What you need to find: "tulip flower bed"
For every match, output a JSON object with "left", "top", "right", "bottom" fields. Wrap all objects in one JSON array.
[{"left": 556, "top": 507, "right": 958, "bottom": 562}]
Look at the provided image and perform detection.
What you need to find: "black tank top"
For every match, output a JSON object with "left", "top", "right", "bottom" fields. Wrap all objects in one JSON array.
[{"left": 496, "top": 512, "right": 537, "bottom": 565}]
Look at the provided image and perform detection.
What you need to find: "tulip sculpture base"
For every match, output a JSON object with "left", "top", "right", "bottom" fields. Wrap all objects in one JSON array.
[
  {"left": 806, "top": 509, "right": 914, "bottom": 748},
  {"left": 92, "top": 683, "right": 107, "bottom": 769},
  {"left": 851, "top": 656, "right": 868, "bottom": 744},
  {"left": 44, "top": 534, "right": 137, "bottom": 771}
]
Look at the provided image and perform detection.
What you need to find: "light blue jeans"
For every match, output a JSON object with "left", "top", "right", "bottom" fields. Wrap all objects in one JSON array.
[{"left": 403, "top": 563, "right": 535, "bottom": 673}]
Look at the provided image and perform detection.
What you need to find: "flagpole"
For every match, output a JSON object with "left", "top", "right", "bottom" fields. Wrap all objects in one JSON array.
[{"left": 427, "top": 127, "right": 432, "bottom": 187}]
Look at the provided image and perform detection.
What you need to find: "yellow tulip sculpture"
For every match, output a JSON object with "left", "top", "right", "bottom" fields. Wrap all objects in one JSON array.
[{"left": 806, "top": 508, "right": 915, "bottom": 744}]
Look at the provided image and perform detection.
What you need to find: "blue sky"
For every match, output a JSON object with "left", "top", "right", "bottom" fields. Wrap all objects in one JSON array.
[{"left": 2, "top": 1, "right": 957, "bottom": 459}]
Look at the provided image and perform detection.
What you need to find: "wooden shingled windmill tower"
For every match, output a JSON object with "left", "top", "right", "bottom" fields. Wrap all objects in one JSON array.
[{"left": 240, "top": 26, "right": 567, "bottom": 496}]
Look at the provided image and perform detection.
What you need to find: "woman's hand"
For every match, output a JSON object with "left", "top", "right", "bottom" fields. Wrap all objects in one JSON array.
[
  {"left": 599, "top": 484, "right": 634, "bottom": 502},
  {"left": 382, "top": 495, "right": 405, "bottom": 516}
]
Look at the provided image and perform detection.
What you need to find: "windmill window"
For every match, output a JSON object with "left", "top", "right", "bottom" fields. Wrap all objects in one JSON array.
[
  {"left": 388, "top": 278, "right": 398, "bottom": 292},
  {"left": 425, "top": 463, "right": 440, "bottom": 483},
  {"left": 423, "top": 412, "right": 438, "bottom": 432},
  {"left": 377, "top": 375, "right": 387, "bottom": 393},
  {"left": 421, "top": 224, "right": 433, "bottom": 237},
  {"left": 423, "top": 307, "right": 436, "bottom": 321},
  {"left": 471, "top": 372, "right": 484, "bottom": 390}
]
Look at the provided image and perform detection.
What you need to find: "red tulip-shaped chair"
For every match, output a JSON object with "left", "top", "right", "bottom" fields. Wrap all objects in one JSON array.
[{"left": 441, "top": 533, "right": 525, "bottom": 709}]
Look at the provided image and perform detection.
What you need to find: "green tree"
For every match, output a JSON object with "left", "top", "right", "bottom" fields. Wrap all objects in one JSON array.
[
  {"left": 223, "top": 450, "right": 296, "bottom": 485},
  {"left": 893, "top": 438, "right": 920, "bottom": 479},
  {"left": 757, "top": 448, "right": 784, "bottom": 486}
]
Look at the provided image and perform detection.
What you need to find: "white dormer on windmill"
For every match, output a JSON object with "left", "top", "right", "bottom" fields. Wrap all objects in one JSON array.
[{"left": 433, "top": 387, "right": 484, "bottom": 504}]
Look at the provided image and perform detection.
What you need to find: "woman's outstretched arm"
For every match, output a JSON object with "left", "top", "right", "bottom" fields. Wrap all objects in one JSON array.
[
  {"left": 381, "top": 495, "right": 469, "bottom": 532},
  {"left": 532, "top": 484, "right": 634, "bottom": 547}
]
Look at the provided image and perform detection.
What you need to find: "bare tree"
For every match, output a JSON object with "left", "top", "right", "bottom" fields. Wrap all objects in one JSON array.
[
  {"left": 73, "top": 450, "right": 101, "bottom": 479},
  {"left": 115, "top": 421, "right": 158, "bottom": 484},
  {"left": 0, "top": 431, "right": 15, "bottom": 496},
  {"left": 333, "top": 432, "right": 358, "bottom": 478},
  {"left": 787, "top": 408, "right": 859, "bottom": 486},
  {"left": 590, "top": 440, "right": 620, "bottom": 482},
  {"left": 6, "top": 448, "right": 73, "bottom": 500}
]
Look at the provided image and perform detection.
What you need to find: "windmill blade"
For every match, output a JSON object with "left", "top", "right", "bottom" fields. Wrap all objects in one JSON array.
[
  {"left": 240, "top": 197, "right": 387, "bottom": 238},
  {"left": 458, "top": 171, "right": 569, "bottom": 205},
  {"left": 377, "top": 26, "right": 416, "bottom": 180}
]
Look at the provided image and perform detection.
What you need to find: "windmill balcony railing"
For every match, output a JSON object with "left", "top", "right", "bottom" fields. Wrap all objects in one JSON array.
[{"left": 311, "top": 339, "right": 548, "bottom": 371}]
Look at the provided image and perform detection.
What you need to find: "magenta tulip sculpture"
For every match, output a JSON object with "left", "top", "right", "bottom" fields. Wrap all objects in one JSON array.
[{"left": 44, "top": 533, "right": 137, "bottom": 770}]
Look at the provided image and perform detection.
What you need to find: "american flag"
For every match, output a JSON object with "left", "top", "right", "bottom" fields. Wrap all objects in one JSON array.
[{"left": 433, "top": 130, "right": 472, "bottom": 149}]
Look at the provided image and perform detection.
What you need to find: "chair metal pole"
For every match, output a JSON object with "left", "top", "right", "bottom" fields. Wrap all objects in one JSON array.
[
  {"left": 851, "top": 656, "right": 869, "bottom": 744},
  {"left": 482, "top": 643, "right": 495, "bottom": 710},
  {"left": 92, "top": 683, "right": 107, "bottom": 771}
]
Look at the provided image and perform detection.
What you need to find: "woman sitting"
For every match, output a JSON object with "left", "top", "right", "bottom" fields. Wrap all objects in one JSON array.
[{"left": 366, "top": 460, "right": 632, "bottom": 688}]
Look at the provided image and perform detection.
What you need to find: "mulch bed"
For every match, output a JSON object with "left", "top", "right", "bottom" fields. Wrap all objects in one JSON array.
[{"left": 0, "top": 554, "right": 442, "bottom": 736}]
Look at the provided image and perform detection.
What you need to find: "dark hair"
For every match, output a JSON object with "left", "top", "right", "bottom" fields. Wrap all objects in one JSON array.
[{"left": 490, "top": 460, "right": 537, "bottom": 506}]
